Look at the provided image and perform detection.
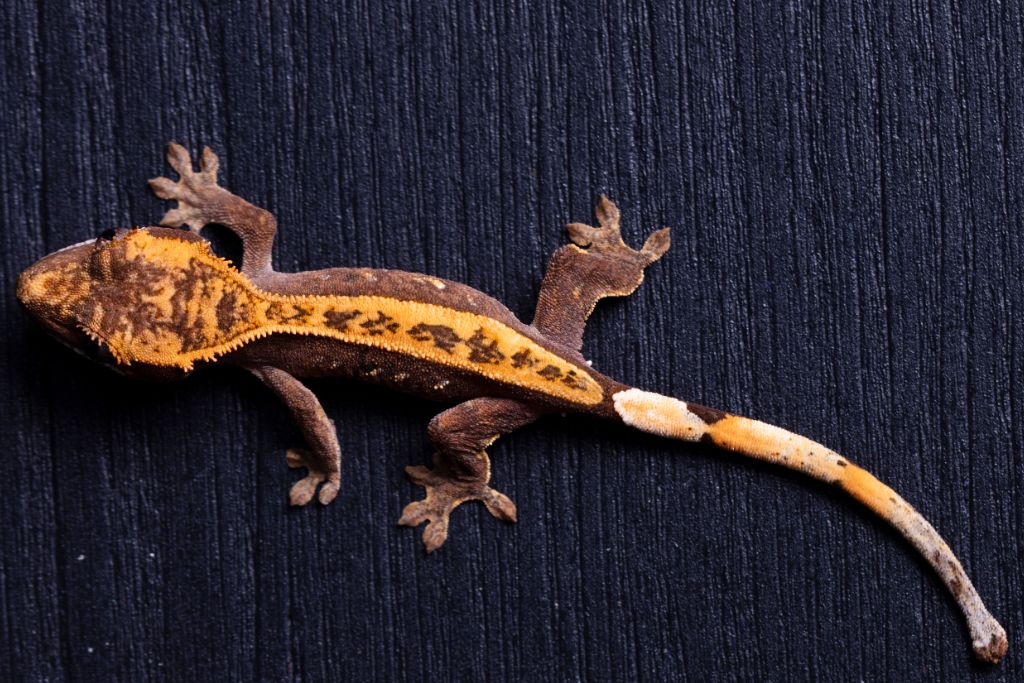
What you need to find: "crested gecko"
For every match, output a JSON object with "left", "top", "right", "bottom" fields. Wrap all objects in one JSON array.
[{"left": 16, "top": 143, "right": 1007, "bottom": 662}]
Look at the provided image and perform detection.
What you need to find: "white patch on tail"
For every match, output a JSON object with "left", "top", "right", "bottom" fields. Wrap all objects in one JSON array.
[{"left": 612, "top": 388, "right": 708, "bottom": 442}]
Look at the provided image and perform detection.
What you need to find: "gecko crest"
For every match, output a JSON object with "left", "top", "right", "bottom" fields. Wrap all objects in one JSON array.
[{"left": 44, "top": 229, "right": 603, "bottom": 405}]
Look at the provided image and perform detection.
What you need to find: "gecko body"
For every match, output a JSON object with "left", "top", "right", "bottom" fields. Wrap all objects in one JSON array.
[{"left": 16, "top": 144, "right": 1007, "bottom": 662}]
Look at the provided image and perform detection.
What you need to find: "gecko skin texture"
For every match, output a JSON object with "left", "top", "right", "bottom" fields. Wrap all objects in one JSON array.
[{"left": 17, "top": 143, "right": 1007, "bottom": 663}]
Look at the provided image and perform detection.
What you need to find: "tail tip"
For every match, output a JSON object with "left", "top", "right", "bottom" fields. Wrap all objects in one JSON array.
[{"left": 973, "top": 629, "right": 1008, "bottom": 664}]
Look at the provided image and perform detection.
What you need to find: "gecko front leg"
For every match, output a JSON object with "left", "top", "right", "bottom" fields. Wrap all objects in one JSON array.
[
  {"left": 399, "top": 398, "right": 542, "bottom": 552},
  {"left": 247, "top": 366, "right": 341, "bottom": 505},
  {"left": 149, "top": 142, "right": 278, "bottom": 277}
]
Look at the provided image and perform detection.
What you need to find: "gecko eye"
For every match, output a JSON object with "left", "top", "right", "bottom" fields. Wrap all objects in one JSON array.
[{"left": 97, "top": 229, "right": 117, "bottom": 241}]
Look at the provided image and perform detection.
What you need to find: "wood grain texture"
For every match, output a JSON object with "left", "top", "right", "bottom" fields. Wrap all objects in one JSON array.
[{"left": 2, "top": 0, "right": 1022, "bottom": 680}]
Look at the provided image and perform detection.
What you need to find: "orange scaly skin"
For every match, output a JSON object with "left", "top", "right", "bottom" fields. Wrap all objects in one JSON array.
[{"left": 16, "top": 143, "right": 1006, "bottom": 663}]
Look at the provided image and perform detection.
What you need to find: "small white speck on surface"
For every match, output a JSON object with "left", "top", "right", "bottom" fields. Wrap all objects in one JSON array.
[
  {"left": 148, "top": 552, "right": 155, "bottom": 558},
  {"left": 586, "top": 360, "right": 593, "bottom": 366},
  {"left": 86, "top": 646, "right": 94, "bottom": 654},
  {"left": 76, "top": 554, "right": 85, "bottom": 561}
]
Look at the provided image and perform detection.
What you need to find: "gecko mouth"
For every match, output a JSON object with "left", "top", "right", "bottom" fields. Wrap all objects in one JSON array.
[
  {"left": 32, "top": 321, "right": 119, "bottom": 369},
  {"left": 76, "top": 332, "right": 119, "bottom": 365}
]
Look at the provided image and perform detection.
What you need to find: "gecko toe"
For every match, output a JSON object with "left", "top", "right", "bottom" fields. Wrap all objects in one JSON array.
[
  {"left": 482, "top": 489, "right": 517, "bottom": 522},
  {"left": 403, "top": 465, "right": 434, "bottom": 486},
  {"left": 397, "top": 500, "right": 452, "bottom": 553},
  {"left": 286, "top": 448, "right": 307, "bottom": 468},
  {"left": 166, "top": 142, "right": 193, "bottom": 174},
  {"left": 421, "top": 518, "right": 450, "bottom": 553},
  {"left": 148, "top": 176, "right": 178, "bottom": 200},
  {"left": 157, "top": 208, "right": 188, "bottom": 229},
  {"left": 200, "top": 146, "right": 220, "bottom": 177},
  {"left": 318, "top": 476, "right": 340, "bottom": 505},
  {"left": 289, "top": 475, "right": 322, "bottom": 506},
  {"left": 397, "top": 500, "right": 432, "bottom": 527}
]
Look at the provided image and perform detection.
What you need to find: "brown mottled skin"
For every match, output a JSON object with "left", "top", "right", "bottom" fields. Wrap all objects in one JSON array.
[{"left": 16, "top": 144, "right": 1007, "bottom": 663}]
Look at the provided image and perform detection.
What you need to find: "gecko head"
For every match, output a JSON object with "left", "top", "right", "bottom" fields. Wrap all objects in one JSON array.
[
  {"left": 17, "top": 231, "right": 116, "bottom": 356},
  {"left": 19, "top": 227, "right": 245, "bottom": 378},
  {"left": 17, "top": 228, "right": 159, "bottom": 371}
]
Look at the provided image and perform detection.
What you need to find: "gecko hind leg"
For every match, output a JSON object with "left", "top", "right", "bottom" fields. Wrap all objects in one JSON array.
[
  {"left": 532, "top": 196, "right": 670, "bottom": 352},
  {"left": 399, "top": 398, "right": 542, "bottom": 552}
]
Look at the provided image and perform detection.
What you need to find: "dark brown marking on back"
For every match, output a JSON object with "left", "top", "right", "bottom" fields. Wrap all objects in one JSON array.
[
  {"left": 537, "top": 364, "right": 562, "bottom": 380},
  {"left": 216, "top": 289, "right": 241, "bottom": 331},
  {"left": 561, "top": 369, "right": 587, "bottom": 389},
  {"left": 266, "top": 301, "right": 314, "bottom": 324},
  {"left": 407, "top": 323, "right": 462, "bottom": 353},
  {"left": 687, "top": 402, "right": 728, "bottom": 425},
  {"left": 324, "top": 309, "right": 362, "bottom": 331},
  {"left": 288, "top": 304, "right": 312, "bottom": 322},
  {"left": 465, "top": 328, "right": 505, "bottom": 364},
  {"left": 360, "top": 311, "right": 400, "bottom": 336},
  {"left": 510, "top": 348, "right": 537, "bottom": 368}
]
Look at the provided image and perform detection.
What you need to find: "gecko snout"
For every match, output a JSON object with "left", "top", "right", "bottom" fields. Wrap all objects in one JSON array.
[{"left": 17, "top": 240, "right": 97, "bottom": 349}]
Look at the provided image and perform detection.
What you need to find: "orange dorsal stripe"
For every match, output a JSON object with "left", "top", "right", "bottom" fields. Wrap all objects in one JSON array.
[{"left": 91, "top": 230, "right": 602, "bottom": 405}]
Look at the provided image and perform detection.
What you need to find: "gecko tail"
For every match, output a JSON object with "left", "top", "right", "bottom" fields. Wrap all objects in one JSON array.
[{"left": 610, "top": 387, "right": 1007, "bottom": 664}]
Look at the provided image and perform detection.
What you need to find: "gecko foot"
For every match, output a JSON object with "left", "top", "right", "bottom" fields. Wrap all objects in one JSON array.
[
  {"left": 148, "top": 142, "right": 226, "bottom": 231},
  {"left": 398, "top": 463, "right": 517, "bottom": 553},
  {"left": 566, "top": 195, "right": 670, "bottom": 264},
  {"left": 286, "top": 448, "right": 340, "bottom": 506}
]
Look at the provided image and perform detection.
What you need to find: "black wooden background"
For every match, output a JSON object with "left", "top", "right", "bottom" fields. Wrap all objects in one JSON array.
[{"left": 2, "top": 1, "right": 1022, "bottom": 680}]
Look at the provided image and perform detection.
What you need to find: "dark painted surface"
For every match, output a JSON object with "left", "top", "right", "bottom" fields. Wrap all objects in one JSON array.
[{"left": 2, "top": 1, "right": 1022, "bottom": 680}]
